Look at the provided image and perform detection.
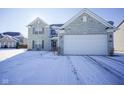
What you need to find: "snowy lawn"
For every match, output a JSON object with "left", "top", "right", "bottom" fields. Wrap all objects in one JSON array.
[
  {"left": 0, "top": 49, "right": 26, "bottom": 62},
  {"left": 0, "top": 50, "right": 124, "bottom": 85}
]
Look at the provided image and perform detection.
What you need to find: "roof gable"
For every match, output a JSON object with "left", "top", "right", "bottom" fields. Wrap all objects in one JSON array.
[
  {"left": 28, "top": 17, "right": 48, "bottom": 27},
  {"left": 0, "top": 35, "right": 17, "bottom": 42},
  {"left": 61, "top": 8, "right": 115, "bottom": 29}
]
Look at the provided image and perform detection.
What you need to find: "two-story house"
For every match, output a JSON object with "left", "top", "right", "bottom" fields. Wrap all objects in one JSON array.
[
  {"left": 27, "top": 9, "right": 116, "bottom": 55},
  {"left": 27, "top": 17, "right": 50, "bottom": 51}
]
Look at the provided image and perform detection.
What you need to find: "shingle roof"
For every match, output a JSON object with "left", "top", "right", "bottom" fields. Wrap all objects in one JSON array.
[{"left": 3, "top": 32, "right": 21, "bottom": 37}]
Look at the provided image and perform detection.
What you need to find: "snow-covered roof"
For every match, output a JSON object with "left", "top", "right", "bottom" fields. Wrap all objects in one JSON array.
[{"left": 61, "top": 8, "right": 115, "bottom": 29}]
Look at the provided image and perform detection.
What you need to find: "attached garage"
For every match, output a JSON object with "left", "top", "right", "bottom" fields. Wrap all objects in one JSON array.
[
  {"left": 59, "top": 9, "right": 115, "bottom": 55},
  {"left": 63, "top": 35, "right": 108, "bottom": 55}
]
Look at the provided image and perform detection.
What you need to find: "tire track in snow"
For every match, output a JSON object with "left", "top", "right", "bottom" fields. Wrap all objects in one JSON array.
[
  {"left": 66, "top": 56, "right": 82, "bottom": 84},
  {"left": 102, "top": 56, "right": 124, "bottom": 65},
  {"left": 84, "top": 56, "right": 124, "bottom": 80},
  {"left": 94, "top": 56, "right": 124, "bottom": 75}
]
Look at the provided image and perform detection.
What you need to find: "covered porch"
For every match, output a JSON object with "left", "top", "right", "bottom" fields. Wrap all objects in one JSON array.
[{"left": 50, "top": 37, "right": 59, "bottom": 52}]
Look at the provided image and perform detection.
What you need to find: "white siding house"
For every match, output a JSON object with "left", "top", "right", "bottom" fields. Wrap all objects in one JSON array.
[
  {"left": 27, "top": 17, "right": 50, "bottom": 51},
  {"left": 0, "top": 35, "right": 17, "bottom": 48}
]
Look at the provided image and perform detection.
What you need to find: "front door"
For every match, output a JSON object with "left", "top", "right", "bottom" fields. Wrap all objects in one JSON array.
[{"left": 51, "top": 40, "right": 57, "bottom": 51}]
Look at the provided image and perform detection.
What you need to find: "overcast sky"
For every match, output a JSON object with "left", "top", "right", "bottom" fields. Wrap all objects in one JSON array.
[{"left": 0, "top": 8, "right": 124, "bottom": 37}]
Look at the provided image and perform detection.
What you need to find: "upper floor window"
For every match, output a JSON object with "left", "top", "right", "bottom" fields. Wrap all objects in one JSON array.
[
  {"left": 32, "top": 27, "right": 38, "bottom": 34},
  {"left": 110, "top": 34, "right": 113, "bottom": 38},
  {"left": 39, "top": 28, "right": 44, "bottom": 34},
  {"left": 35, "top": 31, "right": 38, "bottom": 34},
  {"left": 32, "top": 27, "right": 45, "bottom": 35},
  {"left": 42, "top": 28, "right": 44, "bottom": 31},
  {"left": 37, "top": 20, "right": 40, "bottom": 24},
  {"left": 33, "top": 27, "right": 35, "bottom": 34},
  {"left": 39, "top": 31, "right": 44, "bottom": 34},
  {"left": 81, "top": 16, "right": 87, "bottom": 22}
]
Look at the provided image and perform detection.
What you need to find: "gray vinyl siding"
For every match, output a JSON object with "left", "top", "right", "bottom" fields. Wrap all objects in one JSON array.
[{"left": 59, "top": 13, "right": 113, "bottom": 55}]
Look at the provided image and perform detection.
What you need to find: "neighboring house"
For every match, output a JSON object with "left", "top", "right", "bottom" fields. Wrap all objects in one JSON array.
[
  {"left": 3, "top": 32, "right": 24, "bottom": 45},
  {"left": 0, "top": 35, "right": 18, "bottom": 48},
  {"left": 114, "top": 20, "right": 124, "bottom": 52},
  {"left": 0, "top": 32, "right": 27, "bottom": 48},
  {"left": 27, "top": 8, "right": 116, "bottom": 55},
  {"left": 3, "top": 32, "right": 27, "bottom": 46}
]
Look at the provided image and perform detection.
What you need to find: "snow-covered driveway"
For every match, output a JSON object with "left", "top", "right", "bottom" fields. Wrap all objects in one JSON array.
[{"left": 0, "top": 50, "right": 124, "bottom": 85}]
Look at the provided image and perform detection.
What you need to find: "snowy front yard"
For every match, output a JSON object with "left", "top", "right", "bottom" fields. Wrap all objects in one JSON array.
[
  {"left": 0, "top": 49, "right": 124, "bottom": 85},
  {"left": 0, "top": 49, "right": 26, "bottom": 62}
]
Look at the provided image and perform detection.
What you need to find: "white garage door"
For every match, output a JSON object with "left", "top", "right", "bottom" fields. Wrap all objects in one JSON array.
[{"left": 64, "top": 35, "right": 108, "bottom": 55}]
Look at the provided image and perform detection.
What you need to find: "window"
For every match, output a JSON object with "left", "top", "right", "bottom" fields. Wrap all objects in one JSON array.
[
  {"left": 32, "top": 40, "right": 35, "bottom": 49},
  {"left": 4, "top": 42, "right": 6, "bottom": 46},
  {"left": 52, "top": 40, "right": 57, "bottom": 48},
  {"left": 38, "top": 28, "right": 44, "bottom": 34},
  {"left": 42, "top": 40, "right": 44, "bottom": 49},
  {"left": 37, "top": 20, "right": 40, "bottom": 24},
  {"left": 35, "top": 31, "right": 38, "bottom": 34},
  {"left": 33, "top": 28, "right": 35, "bottom": 34},
  {"left": 82, "top": 16, "right": 87, "bottom": 22},
  {"left": 11, "top": 42, "right": 14, "bottom": 47},
  {"left": 42, "top": 28, "right": 44, "bottom": 32},
  {"left": 8, "top": 42, "right": 10, "bottom": 48},
  {"left": 39, "top": 31, "right": 43, "bottom": 34},
  {"left": 33, "top": 27, "right": 39, "bottom": 34},
  {"left": 110, "top": 34, "right": 113, "bottom": 38}
]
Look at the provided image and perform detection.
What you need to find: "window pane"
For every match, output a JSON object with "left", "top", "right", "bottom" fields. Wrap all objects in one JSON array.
[
  {"left": 42, "top": 40, "right": 44, "bottom": 49},
  {"left": 33, "top": 28, "right": 35, "bottom": 34},
  {"left": 83, "top": 16, "right": 87, "bottom": 22},
  {"left": 42, "top": 28, "right": 44, "bottom": 31}
]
